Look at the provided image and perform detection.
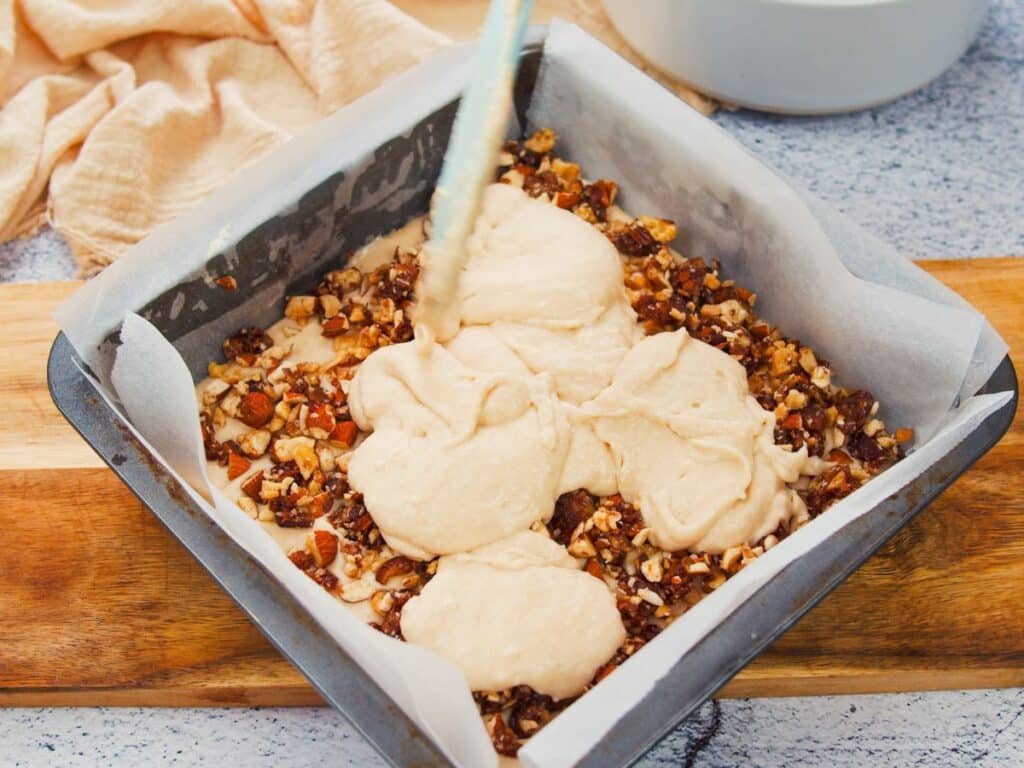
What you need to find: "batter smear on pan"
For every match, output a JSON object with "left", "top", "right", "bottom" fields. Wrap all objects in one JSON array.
[{"left": 197, "top": 129, "right": 911, "bottom": 756}]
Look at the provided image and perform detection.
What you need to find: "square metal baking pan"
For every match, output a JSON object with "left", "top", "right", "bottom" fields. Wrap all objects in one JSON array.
[{"left": 48, "top": 40, "right": 1019, "bottom": 768}]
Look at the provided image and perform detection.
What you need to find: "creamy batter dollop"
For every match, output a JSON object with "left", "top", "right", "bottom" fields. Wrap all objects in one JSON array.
[
  {"left": 586, "top": 329, "right": 809, "bottom": 552},
  {"left": 204, "top": 181, "right": 815, "bottom": 703},
  {"left": 454, "top": 183, "right": 641, "bottom": 405},
  {"left": 400, "top": 531, "right": 625, "bottom": 700},
  {"left": 347, "top": 338, "right": 570, "bottom": 561},
  {"left": 458, "top": 183, "right": 628, "bottom": 331},
  {"left": 350, "top": 183, "right": 809, "bottom": 562},
  {"left": 349, "top": 184, "right": 646, "bottom": 561}
]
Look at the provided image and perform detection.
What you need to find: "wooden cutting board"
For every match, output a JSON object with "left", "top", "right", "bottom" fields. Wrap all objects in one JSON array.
[{"left": 0, "top": 259, "right": 1021, "bottom": 706}]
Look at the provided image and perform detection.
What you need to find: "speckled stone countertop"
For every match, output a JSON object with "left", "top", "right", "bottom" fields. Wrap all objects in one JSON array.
[
  {"left": 6, "top": 690, "right": 1024, "bottom": 767},
  {"left": 715, "top": 0, "right": 1023, "bottom": 261},
  {"left": 4, "top": 2, "right": 1022, "bottom": 766}
]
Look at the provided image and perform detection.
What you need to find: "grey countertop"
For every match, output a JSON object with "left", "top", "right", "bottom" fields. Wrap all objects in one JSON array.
[
  {"left": 715, "top": 0, "right": 1023, "bottom": 261},
  {"left": 5, "top": 689, "right": 1024, "bottom": 767},
  {"left": 4, "top": 1, "right": 1022, "bottom": 766}
]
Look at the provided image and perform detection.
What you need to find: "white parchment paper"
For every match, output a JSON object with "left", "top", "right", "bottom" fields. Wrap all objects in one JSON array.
[
  {"left": 55, "top": 21, "right": 1012, "bottom": 768},
  {"left": 110, "top": 313, "right": 496, "bottom": 768},
  {"left": 517, "top": 23, "right": 1012, "bottom": 767}
]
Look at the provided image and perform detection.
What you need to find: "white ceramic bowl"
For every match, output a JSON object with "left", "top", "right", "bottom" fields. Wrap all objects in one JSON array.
[{"left": 601, "top": 0, "right": 988, "bottom": 114}]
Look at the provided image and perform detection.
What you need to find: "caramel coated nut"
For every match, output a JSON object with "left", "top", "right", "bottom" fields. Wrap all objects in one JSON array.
[{"left": 284, "top": 295, "right": 317, "bottom": 321}]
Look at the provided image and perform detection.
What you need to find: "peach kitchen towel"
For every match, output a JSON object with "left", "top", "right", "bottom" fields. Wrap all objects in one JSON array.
[{"left": 0, "top": 0, "right": 447, "bottom": 273}]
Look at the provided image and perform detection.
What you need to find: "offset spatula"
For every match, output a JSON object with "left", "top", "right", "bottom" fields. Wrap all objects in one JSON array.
[{"left": 414, "top": 0, "right": 534, "bottom": 342}]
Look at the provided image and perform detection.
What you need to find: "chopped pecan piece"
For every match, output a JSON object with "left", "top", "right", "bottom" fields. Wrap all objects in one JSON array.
[
  {"left": 271, "top": 497, "right": 314, "bottom": 528},
  {"left": 200, "top": 413, "right": 223, "bottom": 461},
  {"left": 554, "top": 179, "right": 583, "bottom": 209},
  {"left": 327, "top": 495, "right": 376, "bottom": 543},
  {"left": 550, "top": 490, "right": 594, "bottom": 545},
  {"left": 780, "top": 412, "right": 802, "bottom": 430},
  {"left": 501, "top": 139, "right": 542, "bottom": 169},
  {"left": 321, "top": 316, "right": 349, "bottom": 337},
  {"left": 307, "top": 491, "right": 334, "bottom": 518},
  {"left": 487, "top": 714, "right": 520, "bottom": 757},
  {"left": 311, "top": 568, "right": 339, "bottom": 592},
  {"left": 638, "top": 216, "right": 677, "bottom": 244},
  {"left": 633, "top": 294, "right": 673, "bottom": 327},
  {"left": 222, "top": 327, "right": 273, "bottom": 361},
  {"left": 801, "top": 404, "right": 826, "bottom": 432},
  {"left": 523, "top": 170, "right": 560, "bottom": 199},
  {"left": 376, "top": 556, "right": 416, "bottom": 585},
  {"left": 509, "top": 692, "right": 558, "bottom": 738},
  {"left": 288, "top": 550, "right": 313, "bottom": 570},
  {"left": 847, "top": 431, "right": 883, "bottom": 463},
  {"left": 837, "top": 390, "right": 874, "bottom": 431},
  {"left": 606, "top": 222, "right": 660, "bottom": 257},
  {"left": 371, "top": 590, "right": 413, "bottom": 638},
  {"left": 580, "top": 179, "right": 617, "bottom": 222},
  {"left": 802, "top": 465, "right": 860, "bottom": 517}
]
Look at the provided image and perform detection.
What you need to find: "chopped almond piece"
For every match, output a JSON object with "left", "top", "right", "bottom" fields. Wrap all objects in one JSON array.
[
  {"left": 307, "top": 492, "right": 333, "bottom": 518},
  {"left": 308, "top": 530, "right": 338, "bottom": 567},
  {"left": 240, "top": 471, "right": 264, "bottom": 499},
  {"left": 330, "top": 420, "right": 358, "bottom": 446},
  {"left": 306, "top": 403, "right": 336, "bottom": 434},
  {"left": 321, "top": 316, "right": 349, "bottom": 337},
  {"left": 271, "top": 436, "right": 316, "bottom": 464},
  {"left": 226, "top": 451, "right": 251, "bottom": 481},
  {"left": 238, "top": 391, "right": 273, "bottom": 427}
]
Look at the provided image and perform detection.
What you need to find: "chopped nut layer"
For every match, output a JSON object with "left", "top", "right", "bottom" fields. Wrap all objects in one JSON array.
[{"left": 199, "top": 128, "right": 909, "bottom": 757}]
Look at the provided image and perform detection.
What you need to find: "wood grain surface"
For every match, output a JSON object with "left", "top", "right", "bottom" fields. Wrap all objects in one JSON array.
[
  {"left": 393, "top": 0, "right": 567, "bottom": 40},
  {"left": 0, "top": 259, "right": 1021, "bottom": 706}
]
